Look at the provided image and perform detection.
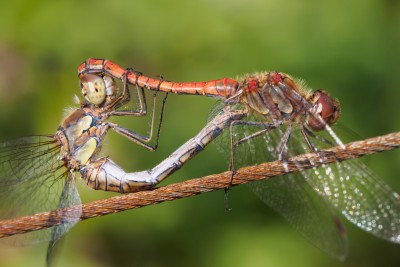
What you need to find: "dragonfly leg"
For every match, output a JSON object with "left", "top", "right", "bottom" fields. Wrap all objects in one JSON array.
[
  {"left": 300, "top": 124, "right": 342, "bottom": 163},
  {"left": 234, "top": 121, "right": 282, "bottom": 147},
  {"left": 229, "top": 120, "right": 281, "bottom": 179},
  {"left": 302, "top": 125, "right": 335, "bottom": 147},
  {"left": 107, "top": 92, "right": 168, "bottom": 151},
  {"left": 106, "top": 86, "right": 147, "bottom": 117},
  {"left": 108, "top": 72, "right": 168, "bottom": 117},
  {"left": 224, "top": 119, "right": 281, "bottom": 210},
  {"left": 104, "top": 70, "right": 146, "bottom": 114},
  {"left": 277, "top": 123, "right": 292, "bottom": 161},
  {"left": 299, "top": 124, "right": 317, "bottom": 152}
]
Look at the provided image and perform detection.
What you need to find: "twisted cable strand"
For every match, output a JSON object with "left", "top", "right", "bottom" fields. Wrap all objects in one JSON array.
[{"left": 0, "top": 131, "right": 399, "bottom": 238}]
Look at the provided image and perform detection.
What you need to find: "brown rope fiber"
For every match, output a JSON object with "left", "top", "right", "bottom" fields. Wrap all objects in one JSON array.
[{"left": 0, "top": 131, "right": 399, "bottom": 238}]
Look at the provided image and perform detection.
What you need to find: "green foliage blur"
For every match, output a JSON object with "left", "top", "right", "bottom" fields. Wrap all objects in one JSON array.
[{"left": 0, "top": 0, "right": 400, "bottom": 266}]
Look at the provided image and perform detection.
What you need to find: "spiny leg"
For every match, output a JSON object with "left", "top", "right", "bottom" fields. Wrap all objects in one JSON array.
[
  {"left": 299, "top": 124, "right": 317, "bottom": 152},
  {"left": 300, "top": 124, "right": 341, "bottom": 164},
  {"left": 105, "top": 69, "right": 147, "bottom": 115},
  {"left": 224, "top": 119, "right": 281, "bottom": 211},
  {"left": 302, "top": 125, "right": 335, "bottom": 147},
  {"left": 276, "top": 123, "right": 292, "bottom": 161},
  {"left": 108, "top": 91, "right": 168, "bottom": 151}
]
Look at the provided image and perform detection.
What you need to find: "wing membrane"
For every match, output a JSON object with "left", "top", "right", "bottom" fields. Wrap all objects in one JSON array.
[
  {"left": 209, "top": 101, "right": 348, "bottom": 258},
  {"left": 0, "top": 136, "right": 81, "bottom": 245}
]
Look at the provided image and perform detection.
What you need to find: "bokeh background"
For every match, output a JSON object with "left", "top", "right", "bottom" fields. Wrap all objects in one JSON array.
[{"left": 1, "top": 0, "right": 400, "bottom": 266}]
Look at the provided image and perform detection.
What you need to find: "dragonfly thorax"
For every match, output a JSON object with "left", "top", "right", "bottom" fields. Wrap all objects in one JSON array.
[
  {"left": 241, "top": 72, "right": 303, "bottom": 120},
  {"left": 57, "top": 108, "right": 107, "bottom": 169}
]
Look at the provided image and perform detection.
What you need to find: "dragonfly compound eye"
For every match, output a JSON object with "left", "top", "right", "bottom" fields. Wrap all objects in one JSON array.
[
  {"left": 307, "top": 90, "right": 340, "bottom": 131},
  {"left": 80, "top": 74, "right": 107, "bottom": 105}
]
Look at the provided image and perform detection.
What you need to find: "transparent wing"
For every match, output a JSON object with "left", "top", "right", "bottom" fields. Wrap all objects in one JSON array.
[
  {"left": 304, "top": 159, "right": 400, "bottom": 243},
  {"left": 288, "top": 130, "right": 400, "bottom": 244},
  {"left": 0, "top": 135, "right": 81, "bottom": 245},
  {"left": 0, "top": 135, "right": 61, "bottom": 186},
  {"left": 248, "top": 175, "right": 348, "bottom": 259},
  {"left": 283, "top": 125, "right": 400, "bottom": 243},
  {"left": 209, "top": 101, "right": 348, "bottom": 258},
  {"left": 47, "top": 177, "right": 82, "bottom": 265},
  {"left": 214, "top": 98, "right": 400, "bottom": 252}
]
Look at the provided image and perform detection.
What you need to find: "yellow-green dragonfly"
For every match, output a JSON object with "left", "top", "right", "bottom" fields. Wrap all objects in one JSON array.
[{"left": 0, "top": 71, "right": 167, "bottom": 261}]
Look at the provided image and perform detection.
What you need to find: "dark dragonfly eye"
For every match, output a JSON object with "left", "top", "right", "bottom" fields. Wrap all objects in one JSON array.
[{"left": 307, "top": 90, "right": 340, "bottom": 131}]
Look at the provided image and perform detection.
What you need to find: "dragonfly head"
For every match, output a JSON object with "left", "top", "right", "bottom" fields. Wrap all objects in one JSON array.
[
  {"left": 80, "top": 74, "right": 116, "bottom": 106},
  {"left": 80, "top": 74, "right": 107, "bottom": 105},
  {"left": 306, "top": 90, "right": 340, "bottom": 131}
]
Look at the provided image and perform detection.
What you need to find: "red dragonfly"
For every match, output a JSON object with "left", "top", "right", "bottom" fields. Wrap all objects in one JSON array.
[{"left": 78, "top": 58, "right": 400, "bottom": 259}]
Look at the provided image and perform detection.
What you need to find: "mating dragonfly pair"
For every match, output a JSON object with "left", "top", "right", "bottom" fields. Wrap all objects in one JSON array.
[{"left": 0, "top": 58, "right": 399, "bottom": 261}]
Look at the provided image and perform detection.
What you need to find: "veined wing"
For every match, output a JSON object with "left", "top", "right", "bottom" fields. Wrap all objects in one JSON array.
[
  {"left": 289, "top": 128, "right": 400, "bottom": 244},
  {"left": 47, "top": 176, "right": 82, "bottom": 265},
  {"left": 209, "top": 101, "right": 348, "bottom": 259},
  {"left": 248, "top": 172, "right": 348, "bottom": 259},
  {"left": 0, "top": 135, "right": 81, "bottom": 244},
  {"left": 218, "top": 98, "right": 400, "bottom": 250}
]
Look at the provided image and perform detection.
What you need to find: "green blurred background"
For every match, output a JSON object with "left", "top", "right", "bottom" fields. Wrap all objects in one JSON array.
[{"left": 1, "top": 0, "right": 400, "bottom": 266}]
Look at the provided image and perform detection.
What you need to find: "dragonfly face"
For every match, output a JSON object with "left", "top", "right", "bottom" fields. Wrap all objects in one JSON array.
[
  {"left": 80, "top": 74, "right": 107, "bottom": 105},
  {"left": 306, "top": 90, "right": 340, "bottom": 131},
  {"left": 80, "top": 73, "right": 117, "bottom": 107}
]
